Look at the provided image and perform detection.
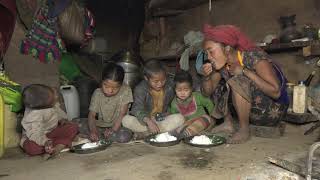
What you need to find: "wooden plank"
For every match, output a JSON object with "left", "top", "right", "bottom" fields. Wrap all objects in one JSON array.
[
  {"left": 268, "top": 157, "right": 305, "bottom": 176},
  {"left": 260, "top": 40, "right": 320, "bottom": 52}
]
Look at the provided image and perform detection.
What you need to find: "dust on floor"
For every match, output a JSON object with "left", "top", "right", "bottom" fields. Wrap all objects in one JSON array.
[{"left": 0, "top": 124, "right": 318, "bottom": 180}]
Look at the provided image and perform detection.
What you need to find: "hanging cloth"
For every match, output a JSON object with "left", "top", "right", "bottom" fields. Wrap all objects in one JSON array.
[{"left": 20, "top": 1, "right": 65, "bottom": 62}]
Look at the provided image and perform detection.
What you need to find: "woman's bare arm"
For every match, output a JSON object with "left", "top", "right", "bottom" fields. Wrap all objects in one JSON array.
[
  {"left": 201, "top": 72, "right": 222, "bottom": 96},
  {"left": 243, "top": 60, "right": 281, "bottom": 99}
]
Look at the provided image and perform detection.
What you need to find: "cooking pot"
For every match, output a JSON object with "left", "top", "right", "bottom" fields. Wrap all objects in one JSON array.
[
  {"left": 279, "top": 27, "right": 302, "bottom": 43},
  {"left": 278, "top": 15, "right": 302, "bottom": 43}
]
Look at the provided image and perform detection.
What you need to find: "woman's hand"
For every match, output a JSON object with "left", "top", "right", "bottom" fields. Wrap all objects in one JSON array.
[{"left": 202, "top": 63, "right": 214, "bottom": 77}]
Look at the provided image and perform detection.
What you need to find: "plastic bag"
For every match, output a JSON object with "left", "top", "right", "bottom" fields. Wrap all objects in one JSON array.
[
  {"left": 58, "top": 0, "right": 85, "bottom": 45},
  {"left": 179, "top": 31, "right": 203, "bottom": 71},
  {"left": 0, "top": 74, "right": 22, "bottom": 112}
]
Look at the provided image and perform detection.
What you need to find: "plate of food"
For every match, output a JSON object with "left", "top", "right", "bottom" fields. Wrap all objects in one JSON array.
[
  {"left": 184, "top": 134, "right": 226, "bottom": 148},
  {"left": 70, "top": 139, "right": 112, "bottom": 154},
  {"left": 145, "top": 132, "right": 180, "bottom": 147}
]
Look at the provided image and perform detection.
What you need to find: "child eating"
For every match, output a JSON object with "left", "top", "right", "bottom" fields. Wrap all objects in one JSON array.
[
  {"left": 122, "top": 60, "right": 184, "bottom": 138},
  {"left": 20, "top": 84, "right": 78, "bottom": 157},
  {"left": 88, "top": 62, "right": 133, "bottom": 141},
  {"left": 169, "top": 70, "right": 214, "bottom": 138}
]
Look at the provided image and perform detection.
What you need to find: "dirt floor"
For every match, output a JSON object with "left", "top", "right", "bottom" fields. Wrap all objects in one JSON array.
[{"left": 0, "top": 123, "right": 319, "bottom": 180}]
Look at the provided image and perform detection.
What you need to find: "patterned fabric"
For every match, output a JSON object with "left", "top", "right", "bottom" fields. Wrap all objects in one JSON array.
[
  {"left": 150, "top": 89, "right": 164, "bottom": 117},
  {"left": 170, "top": 92, "right": 214, "bottom": 121},
  {"left": 211, "top": 50, "right": 288, "bottom": 126},
  {"left": 89, "top": 85, "right": 133, "bottom": 127},
  {"left": 82, "top": 8, "right": 95, "bottom": 47},
  {"left": 170, "top": 92, "right": 214, "bottom": 137},
  {"left": 175, "top": 97, "right": 197, "bottom": 116},
  {"left": 20, "top": 2, "right": 65, "bottom": 62},
  {"left": 180, "top": 115, "right": 212, "bottom": 137}
]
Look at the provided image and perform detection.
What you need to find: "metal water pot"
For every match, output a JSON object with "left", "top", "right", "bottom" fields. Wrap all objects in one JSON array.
[{"left": 108, "top": 50, "right": 143, "bottom": 88}]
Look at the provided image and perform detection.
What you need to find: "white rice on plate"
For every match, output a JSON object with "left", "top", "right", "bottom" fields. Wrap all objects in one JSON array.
[
  {"left": 150, "top": 132, "right": 177, "bottom": 142},
  {"left": 190, "top": 135, "right": 213, "bottom": 145},
  {"left": 81, "top": 141, "right": 102, "bottom": 149}
]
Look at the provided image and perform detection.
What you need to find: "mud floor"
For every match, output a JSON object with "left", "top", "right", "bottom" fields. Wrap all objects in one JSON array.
[{"left": 0, "top": 124, "right": 319, "bottom": 180}]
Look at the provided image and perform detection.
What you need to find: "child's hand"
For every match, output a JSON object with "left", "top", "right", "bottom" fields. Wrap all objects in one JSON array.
[
  {"left": 59, "top": 119, "right": 69, "bottom": 126},
  {"left": 44, "top": 140, "right": 54, "bottom": 154},
  {"left": 104, "top": 128, "right": 114, "bottom": 139},
  {"left": 90, "top": 131, "right": 99, "bottom": 142},
  {"left": 146, "top": 119, "right": 160, "bottom": 134}
]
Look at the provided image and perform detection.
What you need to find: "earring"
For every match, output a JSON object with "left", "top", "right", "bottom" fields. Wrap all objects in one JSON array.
[{"left": 225, "top": 46, "right": 231, "bottom": 52}]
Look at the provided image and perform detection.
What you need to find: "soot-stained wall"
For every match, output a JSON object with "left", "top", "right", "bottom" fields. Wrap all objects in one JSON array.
[{"left": 140, "top": 0, "right": 320, "bottom": 84}]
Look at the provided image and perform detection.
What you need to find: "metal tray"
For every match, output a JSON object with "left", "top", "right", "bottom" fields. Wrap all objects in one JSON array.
[
  {"left": 145, "top": 135, "right": 180, "bottom": 147},
  {"left": 70, "top": 140, "right": 112, "bottom": 154},
  {"left": 184, "top": 134, "right": 226, "bottom": 148}
]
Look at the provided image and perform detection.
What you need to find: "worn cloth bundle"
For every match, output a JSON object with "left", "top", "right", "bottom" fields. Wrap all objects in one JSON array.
[{"left": 20, "top": 1, "right": 65, "bottom": 62}]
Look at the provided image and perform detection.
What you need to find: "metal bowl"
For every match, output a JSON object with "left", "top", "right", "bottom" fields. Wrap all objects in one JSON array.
[
  {"left": 184, "top": 134, "right": 226, "bottom": 148},
  {"left": 70, "top": 140, "right": 112, "bottom": 154}
]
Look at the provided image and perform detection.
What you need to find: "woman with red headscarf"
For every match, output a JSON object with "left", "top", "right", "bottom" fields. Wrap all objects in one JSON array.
[{"left": 201, "top": 24, "right": 288, "bottom": 143}]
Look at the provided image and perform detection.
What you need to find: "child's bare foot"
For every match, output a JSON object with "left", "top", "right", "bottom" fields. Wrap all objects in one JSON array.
[
  {"left": 43, "top": 144, "right": 66, "bottom": 161},
  {"left": 211, "top": 121, "right": 234, "bottom": 135},
  {"left": 43, "top": 153, "right": 52, "bottom": 161},
  {"left": 227, "top": 128, "right": 250, "bottom": 144},
  {"left": 54, "top": 144, "right": 66, "bottom": 153}
]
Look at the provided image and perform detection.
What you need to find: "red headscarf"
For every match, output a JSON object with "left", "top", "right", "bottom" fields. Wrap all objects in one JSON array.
[{"left": 203, "top": 24, "right": 260, "bottom": 51}]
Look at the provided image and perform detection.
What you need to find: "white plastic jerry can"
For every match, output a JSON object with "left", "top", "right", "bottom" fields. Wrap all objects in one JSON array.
[
  {"left": 60, "top": 85, "right": 80, "bottom": 120},
  {"left": 293, "top": 81, "right": 307, "bottom": 114}
]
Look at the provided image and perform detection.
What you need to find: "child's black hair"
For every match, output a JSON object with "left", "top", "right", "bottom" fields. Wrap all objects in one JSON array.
[
  {"left": 102, "top": 62, "right": 125, "bottom": 83},
  {"left": 22, "top": 84, "right": 54, "bottom": 109},
  {"left": 173, "top": 70, "right": 193, "bottom": 87},
  {"left": 143, "top": 60, "right": 166, "bottom": 78}
]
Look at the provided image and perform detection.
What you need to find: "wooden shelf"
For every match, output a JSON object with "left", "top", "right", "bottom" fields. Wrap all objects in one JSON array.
[
  {"left": 259, "top": 40, "right": 320, "bottom": 52},
  {"left": 146, "top": 40, "right": 320, "bottom": 61}
]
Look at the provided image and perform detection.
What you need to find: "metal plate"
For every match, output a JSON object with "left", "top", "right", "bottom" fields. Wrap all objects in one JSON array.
[
  {"left": 70, "top": 140, "right": 112, "bottom": 154},
  {"left": 145, "top": 135, "right": 180, "bottom": 147},
  {"left": 184, "top": 135, "right": 226, "bottom": 148}
]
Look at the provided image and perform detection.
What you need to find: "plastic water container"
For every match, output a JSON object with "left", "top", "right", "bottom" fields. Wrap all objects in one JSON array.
[
  {"left": 0, "top": 94, "right": 20, "bottom": 158},
  {"left": 293, "top": 81, "right": 307, "bottom": 113},
  {"left": 0, "top": 95, "right": 4, "bottom": 157},
  {"left": 60, "top": 85, "right": 80, "bottom": 120}
]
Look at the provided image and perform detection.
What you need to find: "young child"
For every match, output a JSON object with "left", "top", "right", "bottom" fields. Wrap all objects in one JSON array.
[
  {"left": 21, "top": 84, "right": 79, "bottom": 157},
  {"left": 122, "top": 60, "right": 184, "bottom": 136},
  {"left": 88, "top": 62, "right": 133, "bottom": 141},
  {"left": 169, "top": 70, "right": 214, "bottom": 138}
]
